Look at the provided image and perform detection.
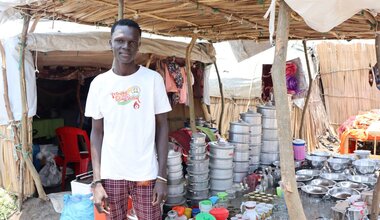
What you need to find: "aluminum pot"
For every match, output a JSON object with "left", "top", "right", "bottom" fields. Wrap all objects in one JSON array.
[
  {"left": 167, "top": 163, "right": 182, "bottom": 172},
  {"left": 188, "top": 152, "right": 207, "bottom": 161},
  {"left": 233, "top": 142, "right": 249, "bottom": 152},
  {"left": 168, "top": 170, "right": 183, "bottom": 179},
  {"left": 262, "top": 117, "right": 278, "bottom": 129},
  {"left": 188, "top": 180, "right": 209, "bottom": 191},
  {"left": 257, "top": 105, "right": 276, "bottom": 118},
  {"left": 249, "top": 144, "right": 261, "bottom": 156},
  {"left": 233, "top": 161, "right": 249, "bottom": 172},
  {"left": 233, "top": 172, "right": 248, "bottom": 183},
  {"left": 209, "top": 140, "right": 234, "bottom": 159},
  {"left": 187, "top": 188, "right": 209, "bottom": 199},
  {"left": 228, "top": 132, "right": 250, "bottom": 143},
  {"left": 191, "top": 132, "right": 206, "bottom": 144},
  {"left": 186, "top": 172, "right": 209, "bottom": 182},
  {"left": 233, "top": 151, "right": 250, "bottom": 162},
  {"left": 210, "top": 168, "right": 234, "bottom": 179},
  {"left": 240, "top": 109, "right": 262, "bottom": 125},
  {"left": 168, "top": 177, "right": 184, "bottom": 185},
  {"left": 230, "top": 120, "right": 251, "bottom": 133},
  {"left": 167, "top": 150, "right": 182, "bottom": 166},
  {"left": 168, "top": 182, "right": 185, "bottom": 195},
  {"left": 190, "top": 144, "right": 206, "bottom": 154},
  {"left": 260, "top": 152, "right": 279, "bottom": 165},
  {"left": 250, "top": 125, "right": 262, "bottom": 136},
  {"left": 249, "top": 135, "right": 261, "bottom": 145},
  {"left": 261, "top": 139, "right": 279, "bottom": 153},
  {"left": 249, "top": 155, "right": 260, "bottom": 164},
  {"left": 210, "top": 177, "right": 233, "bottom": 191},
  {"left": 187, "top": 158, "right": 210, "bottom": 173},
  {"left": 209, "top": 156, "right": 234, "bottom": 169},
  {"left": 166, "top": 192, "right": 186, "bottom": 204},
  {"left": 262, "top": 128, "right": 278, "bottom": 139}
]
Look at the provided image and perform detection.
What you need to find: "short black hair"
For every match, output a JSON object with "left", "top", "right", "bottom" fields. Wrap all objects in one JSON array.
[{"left": 111, "top": 19, "right": 142, "bottom": 36}]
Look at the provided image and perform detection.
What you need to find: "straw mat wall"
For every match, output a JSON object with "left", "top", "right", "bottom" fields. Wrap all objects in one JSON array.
[
  {"left": 0, "top": 119, "right": 35, "bottom": 196},
  {"left": 317, "top": 43, "right": 380, "bottom": 130}
]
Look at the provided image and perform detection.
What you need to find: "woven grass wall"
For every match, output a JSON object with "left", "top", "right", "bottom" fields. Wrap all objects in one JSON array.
[
  {"left": 317, "top": 42, "right": 379, "bottom": 130},
  {"left": 0, "top": 119, "right": 35, "bottom": 196}
]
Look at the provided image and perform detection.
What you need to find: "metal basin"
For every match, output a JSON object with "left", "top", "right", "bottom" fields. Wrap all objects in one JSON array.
[
  {"left": 327, "top": 158, "right": 350, "bottom": 172},
  {"left": 297, "top": 182, "right": 305, "bottom": 189},
  {"left": 306, "top": 155, "right": 328, "bottom": 168},
  {"left": 332, "top": 154, "right": 356, "bottom": 162},
  {"left": 296, "top": 169, "right": 321, "bottom": 177},
  {"left": 296, "top": 174, "right": 313, "bottom": 182},
  {"left": 334, "top": 181, "right": 368, "bottom": 192},
  {"left": 310, "top": 178, "right": 336, "bottom": 188},
  {"left": 354, "top": 150, "right": 371, "bottom": 159},
  {"left": 301, "top": 185, "right": 328, "bottom": 195},
  {"left": 328, "top": 187, "right": 360, "bottom": 200},
  {"left": 352, "top": 159, "right": 377, "bottom": 174},
  {"left": 311, "top": 151, "right": 330, "bottom": 158},
  {"left": 320, "top": 173, "right": 346, "bottom": 181},
  {"left": 347, "top": 175, "right": 377, "bottom": 186}
]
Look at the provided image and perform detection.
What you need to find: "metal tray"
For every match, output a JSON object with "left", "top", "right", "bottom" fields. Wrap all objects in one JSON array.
[
  {"left": 301, "top": 185, "right": 328, "bottom": 195},
  {"left": 327, "top": 187, "right": 360, "bottom": 200},
  {"left": 310, "top": 178, "right": 336, "bottom": 188},
  {"left": 296, "top": 169, "right": 321, "bottom": 177},
  {"left": 347, "top": 175, "right": 377, "bottom": 186},
  {"left": 296, "top": 174, "right": 313, "bottom": 182},
  {"left": 319, "top": 172, "right": 346, "bottom": 181},
  {"left": 334, "top": 181, "right": 368, "bottom": 192}
]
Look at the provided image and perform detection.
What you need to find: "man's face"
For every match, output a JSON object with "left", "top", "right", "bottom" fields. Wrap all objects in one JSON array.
[{"left": 110, "top": 25, "right": 141, "bottom": 65}]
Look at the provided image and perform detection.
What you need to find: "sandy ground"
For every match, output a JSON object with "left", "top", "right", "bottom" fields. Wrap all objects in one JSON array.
[{"left": 9, "top": 198, "right": 60, "bottom": 220}]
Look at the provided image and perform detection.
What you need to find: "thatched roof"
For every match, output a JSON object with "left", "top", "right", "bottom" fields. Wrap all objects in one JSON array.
[{"left": 14, "top": 0, "right": 380, "bottom": 42}]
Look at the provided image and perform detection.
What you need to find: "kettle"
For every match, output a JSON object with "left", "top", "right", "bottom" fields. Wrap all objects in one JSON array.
[{"left": 240, "top": 201, "right": 259, "bottom": 220}]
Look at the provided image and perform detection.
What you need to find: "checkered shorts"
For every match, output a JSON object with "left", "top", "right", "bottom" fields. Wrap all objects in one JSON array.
[{"left": 104, "top": 179, "right": 161, "bottom": 220}]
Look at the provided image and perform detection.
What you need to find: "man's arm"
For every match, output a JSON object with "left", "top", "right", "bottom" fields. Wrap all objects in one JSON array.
[{"left": 91, "top": 118, "right": 104, "bottom": 181}]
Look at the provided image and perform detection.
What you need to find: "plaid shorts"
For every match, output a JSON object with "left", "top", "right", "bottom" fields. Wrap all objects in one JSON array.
[{"left": 104, "top": 179, "right": 161, "bottom": 220}]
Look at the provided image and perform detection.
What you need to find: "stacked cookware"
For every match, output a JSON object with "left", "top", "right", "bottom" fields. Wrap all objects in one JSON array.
[
  {"left": 166, "top": 149, "right": 186, "bottom": 205},
  {"left": 240, "top": 109, "right": 263, "bottom": 172},
  {"left": 257, "top": 104, "right": 280, "bottom": 165},
  {"left": 186, "top": 133, "right": 210, "bottom": 204},
  {"left": 228, "top": 120, "right": 251, "bottom": 183},
  {"left": 209, "top": 139, "right": 235, "bottom": 195}
]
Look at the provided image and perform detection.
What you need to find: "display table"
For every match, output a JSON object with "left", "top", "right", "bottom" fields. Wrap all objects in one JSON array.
[{"left": 32, "top": 118, "right": 64, "bottom": 139}]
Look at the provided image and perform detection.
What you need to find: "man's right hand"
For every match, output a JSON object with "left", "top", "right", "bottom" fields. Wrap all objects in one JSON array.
[{"left": 93, "top": 184, "right": 110, "bottom": 214}]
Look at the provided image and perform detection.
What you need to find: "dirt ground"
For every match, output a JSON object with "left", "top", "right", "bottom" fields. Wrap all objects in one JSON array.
[{"left": 9, "top": 198, "right": 60, "bottom": 220}]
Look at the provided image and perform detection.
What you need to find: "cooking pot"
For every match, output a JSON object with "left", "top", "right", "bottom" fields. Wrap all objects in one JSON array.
[
  {"left": 191, "top": 132, "right": 206, "bottom": 144},
  {"left": 190, "top": 144, "right": 207, "bottom": 154},
  {"left": 257, "top": 105, "right": 276, "bottom": 118},
  {"left": 186, "top": 171, "right": 209, "bottom": 182},
  {"left": 262, "top": 117, "right": 278, "bottom": 129},
  {"left": 249, "top": 125, "right": 262, "bottom": 136},
  {"left": 249, "top": 135, "right": 261, "bottom": 145},
  {"left": 209, "top": 156, "right": 234, "bottom": 169},
  {"left": 189, "top": 180, "right": 209, "bottom": 191},
  {"left": 166, "top": 192, "right": 186, "bottom": 204},
  {"left": 167, "top": 163, "right": 182, "bottom": 173},
  {"left": 233, "top": 151, "right": 250, "bottom": 162},
  {"left": 168, "top": 170, "right": 183, "bottom": 179},
  {"left": 262, "top": 128, "right": 278, "bottom": 139},
  {"left": 233, "top": 172, "right": 248, "bottom": 183},
  {"left": 168, "top": 182, "right": 185, "bottom": 195},
  {"left": 209, "top": 140, "right": 234, "bottom": 159},
  {"left": 187, "top": 188, "right": 209, "bottom": 199},
  {"left": 210, "top": 168, "right": 234, "bottom": 179},
  {"left": 232, "top": 142, "right": 249, "bottom": 152},
  {"left": 240, "top": 109, "right": 262, "bottom": 125},
  {"left": 249, "top": 155, "right": 260, "bottom": 164},
  {"left": 233, "top": 161, "right": 249, "bottom": 172},
  {"left": 167, "top": 150, "right": 182, "bottom": 166},
  {"left": 188, "top": 151, "right": 207, "bottom": 161},
  {"left": 249, "top": 144, "right": 261, "bottom": 156},
  {"left": 230, "top": 120, "right": 251, "bottom": 133},
  {"left": 210, "top": 177, "right": 233, "bottom": 191},
  {"left": 261, "top": 139, "right": 279, "bottom": 153},
  {"left": 260, "top": 152, "right": 279, "bottom": 165},
  {"left": 229, "top": 132, "right": 250, "bottom": 143},
  {"left": 187, "top": 158, "right": 210, "bottom": 173}
]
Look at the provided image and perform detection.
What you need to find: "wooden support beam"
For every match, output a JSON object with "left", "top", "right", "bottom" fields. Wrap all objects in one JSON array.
[
  {"left": 213, "top": 61, "right": 224, "bottom": 134},
  {"left": 28, "top": 15, "right": 40, "bottom": 33},
  {"left": 371, "top": 31, "right": 380, "bottom": 220},
  {"left": 186, "top": 36, "right": 197, "bottom": 133},
  {"left": 271, "top": 1, "right": 306, "bottom": 220},
  {"left": 118, "top": 0, "right": 124, "bottom": 20},
  {"left": 298, "top": 40, "right": 313, "bottom": 139}
]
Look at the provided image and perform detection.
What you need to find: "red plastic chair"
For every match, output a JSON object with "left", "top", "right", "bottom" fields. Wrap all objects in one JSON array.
[{"left": 55, "top": 127, "right": 91, "bottom": 190}]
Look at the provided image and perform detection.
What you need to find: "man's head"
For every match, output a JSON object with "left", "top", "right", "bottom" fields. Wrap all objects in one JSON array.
[{"left": 110, "top": 19, "right": 142, "bottom": 65}]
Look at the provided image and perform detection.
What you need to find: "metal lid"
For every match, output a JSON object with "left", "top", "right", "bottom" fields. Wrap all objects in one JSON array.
[
  {"left": 230, "top": 119, "right": 251, "bottom": 126},
  {"left": 168, "top": 149, "right": 181, "bottom": 158},
  {"left": 209, "top": 139, "right": 234, "bottom": 149},
  {"left": 192, "top": 132, "right": 206, "bottom": 139},
  {"left": 240, "top": 109, "right": 262, "bottom": 118},
  {"left": 257, "top": 104, "right": 276, "bottom": 110}
]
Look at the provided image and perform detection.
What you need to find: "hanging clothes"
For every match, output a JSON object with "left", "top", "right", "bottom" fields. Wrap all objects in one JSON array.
[{"left": 191, "top": 62, "right": 204, "bottom": 99}]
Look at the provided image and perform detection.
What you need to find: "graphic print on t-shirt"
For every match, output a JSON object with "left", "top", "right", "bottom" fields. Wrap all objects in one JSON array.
[{"left": 111, "top": 86, "right": 141, "bottom": 109}]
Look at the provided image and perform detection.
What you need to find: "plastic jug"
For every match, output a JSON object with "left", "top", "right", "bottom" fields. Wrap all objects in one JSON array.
[
  {"left": 199, "top": 200, "right": 213, "bottom": 213},
  {"left": 240, "top": 201, "right": 259, "bottom": 220},
  {"left": 165, "top": 210, "right": 179, "bottom": 220},
  {"left": 216, "top": 192, "right": 228, "bottom": 208},
  {"left": 185, "top": 208, "right": 192, "bottom": 219},
  {"left": 195, "top": 212, "right": 216, "bottom": 220},
  {"left": 172, "top": 206, "right": 187, "bottom": 220},
  {"left": 209, "top": 207, "right": 229, "bottom": 220},
  {"left": 293, "top": 139, "right": 306, "bottom": 161}
]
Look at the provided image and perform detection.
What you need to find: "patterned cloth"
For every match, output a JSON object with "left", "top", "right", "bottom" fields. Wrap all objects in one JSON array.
[{"left": 104, "top": 179, "right": 161, "bottom": 220}]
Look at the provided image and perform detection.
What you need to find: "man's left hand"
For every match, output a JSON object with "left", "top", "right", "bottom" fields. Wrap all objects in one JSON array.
[{"left": 152, "top": 181, "right": 167, "bottom": 206}]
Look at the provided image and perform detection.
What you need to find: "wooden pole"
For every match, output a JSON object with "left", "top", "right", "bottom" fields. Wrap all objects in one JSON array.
[
  {"left": 370, "top": 31, "right": 380, "bottom": 220},
  {"left": 298, "top": 40, "right": 313, "bottom": 139},
  {"left": 76, "top": 80, "right": 84, "bottom": 129},
  {"left": 186, "top": 36, "right": 197, "bottom": 133},
  {"left": 19, "top": 13, "right": 47, "bottom": 201},
  {"left": 145, "top": 53, "right": 153, "bottom": 68},
  {"left": 28, "top": 15, "right": 41, "bottom": 33},
  {"left": 271, "top": 1, "right": 306, "bottom": 220},
  {"left": 118, "top": 0, "right": 124, "bottom": 20},
  {"left": 213, "top": 62, "right": 224, "bottom": 133}
]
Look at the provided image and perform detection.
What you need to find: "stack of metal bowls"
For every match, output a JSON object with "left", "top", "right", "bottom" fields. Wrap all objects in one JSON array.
[
  {"left": 166, "top": 149, "right": 186, "bottom": 205},
  {"left": 186, "top": 133, "right": 209, "bottom": 204},
  {"left": 209, "top": 139, "right": 234, "bottom": 195},
  {"left": 240, "top": 109, "right": 262, "bottom": 171},
  {"left": 257, "top": 104, "right": 279, "bottom": 165}
]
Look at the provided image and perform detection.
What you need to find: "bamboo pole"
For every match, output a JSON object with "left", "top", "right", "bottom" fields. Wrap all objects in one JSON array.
[
  {"left": 145, "top": 53, "right": 153, "bottom": 68},
  {"left": 76, "top": 80, "right": 84, "bottom": 129},
  {"left": 370, "top": 31, "right": 380, "bottom": 220},
  {"left": 186, "top": 36, "right": 197, "bottom": 133},
  {"left": 213, "top": 62, "right": 224, "bottom": 133},
  {"left": 19, "top": 13, "right": 47, "bottom": 201},
  {"left": 118, "top": 0, "right": 124, "bottom": 20},
  {"left": 271, "top": 1, "right": 306, "bottom": 219},
  {"left": 298, "top": 40, "right": 313, "bottom": 139}
]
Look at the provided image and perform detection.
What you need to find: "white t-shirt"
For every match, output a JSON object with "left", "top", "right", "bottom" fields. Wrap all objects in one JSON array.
[{"left": 85, "top": 66, "right": 172, "bottom": 181}]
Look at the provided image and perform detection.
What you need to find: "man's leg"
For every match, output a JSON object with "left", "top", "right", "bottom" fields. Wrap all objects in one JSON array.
[
  {"left": 130, "top": 180, "right": 161, "bottom": 220},
  {"left": 104, "top": 179, "right": 129, "bottom": 220}
]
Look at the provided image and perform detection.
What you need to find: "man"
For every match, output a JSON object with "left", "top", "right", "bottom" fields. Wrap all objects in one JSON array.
[{"left": 85, "top": 19, "right": 172, "bottom": 220}]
